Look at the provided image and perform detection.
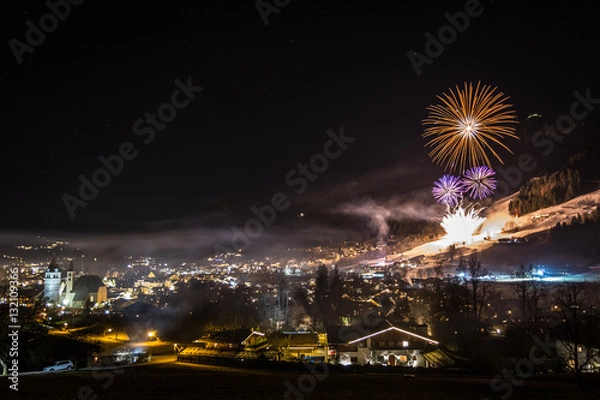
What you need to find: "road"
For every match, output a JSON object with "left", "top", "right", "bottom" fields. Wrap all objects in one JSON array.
[{"left": 19, "top": 353, "right": 177, "bottom": 375}]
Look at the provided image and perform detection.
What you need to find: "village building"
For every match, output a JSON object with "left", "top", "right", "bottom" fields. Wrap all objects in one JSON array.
[
  {"left": 268, "top": 331, "right": 329, "bottom": 362},
  {"left": 328, "top": 320, "right": 440, "bottom": 367}
]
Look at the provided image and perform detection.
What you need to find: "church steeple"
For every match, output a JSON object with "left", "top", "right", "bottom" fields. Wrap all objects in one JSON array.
[
  {"left": 48, "top": 257, "right": 60, "bottom": 272},
  {"left": 62, "top": 261, "right": 75, "bottom": 306},
  {"left": 66, "top": 261, "right": 75, "bottom": 297}
]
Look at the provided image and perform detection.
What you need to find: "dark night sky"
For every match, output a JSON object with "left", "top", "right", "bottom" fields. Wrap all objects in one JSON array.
[{"left": 1, "top": 0, "right": 599, "bottom": 256}]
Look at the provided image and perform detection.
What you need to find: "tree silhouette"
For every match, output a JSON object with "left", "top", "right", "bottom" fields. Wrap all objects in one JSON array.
[
  {"left": 512, "top": 265, "right": 546, "bottom": 333},
  {"left": 313, "top": 265, "right": 330, "bottom": 330},
  {"left": 550, "top": 282, "right": 600, "bottom": 386},
  {"left": 456, "top": 253, "right": 491, "bottom": 323}
]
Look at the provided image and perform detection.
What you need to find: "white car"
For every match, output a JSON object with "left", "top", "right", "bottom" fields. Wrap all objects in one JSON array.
[{"left": 43, "top": 360, "right": 74, "bottom": 372}]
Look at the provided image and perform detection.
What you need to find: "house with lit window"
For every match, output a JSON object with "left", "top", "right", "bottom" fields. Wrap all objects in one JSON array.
[
  {"left": 329, "top": 320, "right": 439, "bottom": 367},
  {"left": 268, "top": 331, "right": 329, "bottom": 362},
  {"left": 178, "top": 329, "right": 278, "bottom": 365},
  {"left": 556, "top": 340, "right": 600, "bottom": 373},
  {"left": 241, "top": 331, "right": 269, "bottom": 351}
]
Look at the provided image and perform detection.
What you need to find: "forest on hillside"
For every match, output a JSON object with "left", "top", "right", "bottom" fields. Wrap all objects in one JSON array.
[{"left": 508, "top": 168, "right": 581, "bottom": 216}]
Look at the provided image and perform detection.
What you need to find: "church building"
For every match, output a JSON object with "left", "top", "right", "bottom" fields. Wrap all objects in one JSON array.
[{"left": 43, "top": 259, "right": 107, "bottom": 308}]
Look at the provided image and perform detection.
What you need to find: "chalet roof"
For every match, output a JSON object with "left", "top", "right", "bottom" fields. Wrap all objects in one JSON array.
[
  {"left": 198, "top": 328, "right": 252, "bottom": 344},
  {"left": 241, "top": 331, "right": 266, "bottom": 345},
  {"left": 179, "top": 347, "right": 278, "bottom": 359},
  {"left": 326, "top": 319, "right": 390, "bottom": 344},
  {"left": 348, "top": 326, "right": 439, "bottom": 345},
  {"left": 327, "top": 319, "right": 438, "bottom": 346},
  {"left": 421, "top": 348, "right": 469, "bottom": 368},
  {"left": 268, "top": 332, "right": 320, "bottom": 347},
  {"left": 348, "top": 326, "right": 439, "bottom": 346},
  {"left": 180, "top": 347, "right": 237, "bottom": 358},
  {"left": 71, "top": 275, "right": 105, "bottom": 301}
]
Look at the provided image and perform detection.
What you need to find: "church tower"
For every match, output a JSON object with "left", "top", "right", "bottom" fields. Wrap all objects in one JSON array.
[
  {"left": 61, "top": 261, "right": 76, "bottom": 307},
  {"left": 44, "top": 258, "right": 62, "bottom": 304},
  {"left": 66, "top": 261, "right": 75, "bottom": 295}
]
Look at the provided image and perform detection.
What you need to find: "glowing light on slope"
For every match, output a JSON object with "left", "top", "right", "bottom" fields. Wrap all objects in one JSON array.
[{"left": 441, "top": 206, "right": 485, "bottom": 244}]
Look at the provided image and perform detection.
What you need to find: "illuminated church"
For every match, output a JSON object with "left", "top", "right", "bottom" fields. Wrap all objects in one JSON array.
[{"left": 43, "top": 259, "right": 107, "bottom": 308}]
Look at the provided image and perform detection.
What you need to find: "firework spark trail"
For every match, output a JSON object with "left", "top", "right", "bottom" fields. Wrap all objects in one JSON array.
[
  {"left": 422, "top": 81, "right": 519, "bottom": 173},
  {"left": 462, "top": 166, "right": 497, "bottom": 200},
  {"left": 432, "top": 174, "right": 464, "bottom": 206},
  {"left": 441, "top": 205, "right": 485, "bottom": 244}
]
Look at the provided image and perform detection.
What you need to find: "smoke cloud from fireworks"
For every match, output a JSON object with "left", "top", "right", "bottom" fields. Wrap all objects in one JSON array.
[{"left": 335, "top": 196, "right": 440, "bottom": 242}]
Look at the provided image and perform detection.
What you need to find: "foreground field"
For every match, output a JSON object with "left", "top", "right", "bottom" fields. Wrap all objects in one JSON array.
[{"left": 4, "top": 362, "right": 600, "bottom": 400}]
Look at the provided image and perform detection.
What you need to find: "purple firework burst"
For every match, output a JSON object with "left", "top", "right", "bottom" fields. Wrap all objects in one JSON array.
[
  {"left": 432, "top": 175, "right": 464, "bottom": 206},
  {"left": 462, "top": 166, "right": 497, "bottom": 199}
]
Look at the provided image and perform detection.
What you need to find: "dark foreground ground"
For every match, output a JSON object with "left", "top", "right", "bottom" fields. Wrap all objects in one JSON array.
[{"left": 4, "top": 362, "right": 600, "bottom": 400}]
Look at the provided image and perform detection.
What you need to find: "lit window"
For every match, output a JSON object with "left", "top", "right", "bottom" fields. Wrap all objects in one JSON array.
[{"left": 403, "top": 341, "right": 409, "bottom": 347}]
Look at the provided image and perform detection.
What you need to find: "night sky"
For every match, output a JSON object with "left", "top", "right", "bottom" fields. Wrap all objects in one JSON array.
[{"left": 1, "top": 0, "right": 599, "bottom": 256}]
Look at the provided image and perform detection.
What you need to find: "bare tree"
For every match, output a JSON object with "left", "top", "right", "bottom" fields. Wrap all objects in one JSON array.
[
  {"left": 424, "top": 276, "right": 469, "bottom": 352},
  {"left": 456, "top": 253, "right": 492, "bottom": 323},
  {"left": 512, "top": 265, "right": 546, "bottom": 332},
  {"left": 550, "top": 282, "right": 600, "bottom": 386}
]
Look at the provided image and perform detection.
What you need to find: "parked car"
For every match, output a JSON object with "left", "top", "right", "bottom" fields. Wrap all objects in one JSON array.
[{"left": 43, "top": 360, "right": 74, "bottom": 372}]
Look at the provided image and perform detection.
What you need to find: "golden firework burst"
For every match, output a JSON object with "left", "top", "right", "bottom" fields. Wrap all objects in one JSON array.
[{"left": 422, "top": 81, "right": 519, "bottom": 173}]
